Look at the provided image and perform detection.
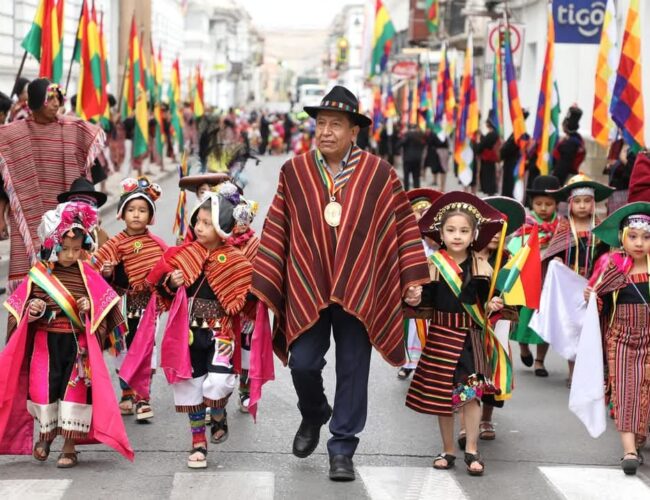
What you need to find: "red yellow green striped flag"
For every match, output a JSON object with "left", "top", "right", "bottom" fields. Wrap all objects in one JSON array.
[
  {"left": 150, "top": 42, "right": 165, "bottom": 159},
  {"left": 496, "top": 225, "right": 542, "bottom": 309},
  {"left": 75, "top": 0, "right": 103, "bottom": 122},
  {"left": 169, "top": 58, "right": 185, "bottom": 152},
  {"left": 425, "top": 0, "right": 439, "bottom": 34},
  {"left": 371, "top": 0, "right": 396, "bottom": 76},
  {"left": 127, "top": 16, "right": 149, "bottom": 157},
  {"left": 193, "top": 66, "right": 205, "bottom": 118},
  {"left": 22, "top": 0, "right": 64, "bottom": 83},
  {"left": 97, "top": 9, "right": 110, "bottom": 128}
]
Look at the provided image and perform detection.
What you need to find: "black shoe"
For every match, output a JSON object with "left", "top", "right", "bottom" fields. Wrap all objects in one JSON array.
[
  {"left": 0, "top": 287, "right": 6, "bottom": 296},
  {"left": 292, "top": 405, "right": 332, "bottom": 458},
  {"left": 329, "top": 454, "right": 355, "bottom": 481}
]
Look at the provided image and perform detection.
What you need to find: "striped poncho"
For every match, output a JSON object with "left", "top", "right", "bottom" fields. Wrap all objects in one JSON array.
[
  {"left": 252, "top": 149, "right": 430, "bottom": 366},
  {"left": 0, "top": 116, "right": 105, "bottom": 289}
]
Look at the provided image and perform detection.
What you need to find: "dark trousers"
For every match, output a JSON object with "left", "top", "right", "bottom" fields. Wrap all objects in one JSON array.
[
  {"left": 288, "top": 305, "right": 372, "bottom": 458},
  {"left": 403, "top": 160, "right": 421, "bottom": 191}
]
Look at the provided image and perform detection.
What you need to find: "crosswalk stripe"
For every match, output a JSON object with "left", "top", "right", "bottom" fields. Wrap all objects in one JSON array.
[
  {"left": 357, "top": 466, "right": 468, "bottom": 500},
  {"left": 539, "top": 466, "right": 650, "bottom": 499},
  {"left": 170, "top": 471, "right": 274, "bottom": 500},
  {"left": 0, "top": 480, "right": 72, "bottom": 500}
]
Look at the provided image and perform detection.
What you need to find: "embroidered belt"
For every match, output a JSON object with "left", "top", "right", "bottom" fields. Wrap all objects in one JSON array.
[
  {"left": 190, "top": 297, "right": 224, "bottom": 321},
  {"left": 430, "top": 310, "right": 473, "bottom": 329}
]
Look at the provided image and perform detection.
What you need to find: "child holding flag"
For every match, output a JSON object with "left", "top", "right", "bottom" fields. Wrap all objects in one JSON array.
[
  {"left": 92, "top": 177, "right": 167, "bottom": 422},
  {"left": 586, "top": 202, "right": 650, "bottom": 476},
  {"left": 147, "top": 185, "right": 253, "bottom": 469},
  {"left": 509, "top": 175, "right": 563, "bottom": 376},
  {"left": 0, "top": 202, "right": 131, "bottom": 467},
  {"left": 405, "top": 192, "right": 509, "bottom": 476}
]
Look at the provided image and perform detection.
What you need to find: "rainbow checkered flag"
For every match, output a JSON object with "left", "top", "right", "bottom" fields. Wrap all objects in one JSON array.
[
  {"left": 592, "top": 0, "right": 618, "bottom": 147},
  {"left": 610, "top": 0, "right": 645, "bottom": 150}
]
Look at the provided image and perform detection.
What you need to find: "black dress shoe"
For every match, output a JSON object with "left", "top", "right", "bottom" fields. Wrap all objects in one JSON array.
[
  {"left": 329, "top": 454, "right": 355, "bottom": 481},
  {"left": 292, "top": 405, "right": 332, "bottom": 458}
]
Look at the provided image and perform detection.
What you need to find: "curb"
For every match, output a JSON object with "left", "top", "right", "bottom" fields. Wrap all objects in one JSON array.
[{"left": 0, "top": 168, "right": 177, "bottom": 282}]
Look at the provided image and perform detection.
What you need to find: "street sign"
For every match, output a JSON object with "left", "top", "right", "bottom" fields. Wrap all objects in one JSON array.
[
  {"left": 391, "top": 61, "right": 419, "bottom": 79},
  {"left": 484, "top": 22, "right": 526, "bottom": 79},
  {"left": 553, "top": 0, "right": 605, "bottom": 44}
]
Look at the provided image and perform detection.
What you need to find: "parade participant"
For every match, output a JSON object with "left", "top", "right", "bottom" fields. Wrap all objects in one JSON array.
[
  {"left": 252, "top": 85, "right": 429, "bottom": 482},
  {"left": 405, "top": 191, "right": 508, "bottom": 476},
  {"left": 500, "top": 110, "right": 529, "bottom": 198},
  {"left": 180, "top": 173, "right": 231, "bottom": 203},
  {"left": 627, "top": 151, "right": 650, "bottom": 203},
  {"left": 58, "top": 177, "right": 109, "bottom": 248},
  {"left": 398, "top": 124, "right": 427, "bottom": 191},
  {"left": 604, "top": 141, "right": 635, "bottom": 213},
  {"left": 91, "top": 176, "right": 166, "bottom": 422},
  {"left": 424, "top": 131, "right": 448, "bottom": 190},
  {"left": 0, "top": 92, "right": 12, "bottom": 246},
  {"left": 476, "top": 114, "right": 501, "bottom": 196},
  {"left": 0, "top": 78, "right": 105, "bottom": 293},
  {"left": 587, "top": 202, "right": 650, "bottom": 475},
  {"left": 552, "top": 106, "right": 586, "bottom": 185},
  {"left": 397, "top": 188, "right": 442, "bottom": 380},
  {"left": 148, "top": 189, "right": 253, "bottom": 469},
  {"left": 8, "top": 77, "right": 30, "bottom": 122},
  {"left": 0, "top": 202, "right": 131, "bottom": 466},
  {"left": 509, "top": 175, "right": 563, "bottom": 376}
]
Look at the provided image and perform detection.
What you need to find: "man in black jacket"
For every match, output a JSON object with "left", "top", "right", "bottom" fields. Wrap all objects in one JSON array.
[
  {"left": 398, "top": 124, "right": 426, "bottom": 190},
  {"left": 500, "top": 109, "right": 529, "bottom": 198}
]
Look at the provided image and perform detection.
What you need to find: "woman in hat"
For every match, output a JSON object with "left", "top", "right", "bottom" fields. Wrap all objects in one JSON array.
[
  {"left": 552, "top": 106, "right": 586, "bottom": 185},
  {"left": 509, "top": 175, "right": 564, "bottom": 376},
  {"left": 0, "top": 202, "right": 131, "bottom": 467},
  {"left": 586, "top": 202, "right": 650, "bottom": 475},
  {"left": 397, "top": 188, "right": 442, "bottom": 380},
  {"left": 92, "top": 176, "right": 167, "bottom": 422},
  {"left": 147, "top": 184, "right": 253, "bottom": 469},
  {"left": 405, "top": 191, "right": 509, "bottom": 476}
]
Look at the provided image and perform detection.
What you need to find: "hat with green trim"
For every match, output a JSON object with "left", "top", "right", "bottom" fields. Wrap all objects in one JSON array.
[
  {"left": 484, "top": 196, "right": 526, "bottom": 235},
  {"left": 593, "top": 202, "right": 650, "bottom": 247},
  {"left": 554, "top": 173, "right": 614, "bottom": 202}
]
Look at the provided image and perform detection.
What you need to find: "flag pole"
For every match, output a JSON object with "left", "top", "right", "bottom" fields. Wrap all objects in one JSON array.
[
  {"left": 11, "top": 51, "right": 28, "bottom": 98},
  {"left": 65, "top": 1, "right": 86, "bottom": 93}
]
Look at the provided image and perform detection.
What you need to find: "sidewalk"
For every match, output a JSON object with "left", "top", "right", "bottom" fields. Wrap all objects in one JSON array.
[{"left": 0, "top": 157, "right": 178, "bottom": 280}]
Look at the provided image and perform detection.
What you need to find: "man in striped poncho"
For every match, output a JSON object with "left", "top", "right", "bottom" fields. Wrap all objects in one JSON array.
[
  {"left": 0, "top": 78, "right": 104, "bottom": 294},
  {"left": 252, "top": 86, "right": 429, "bottom": 482}
]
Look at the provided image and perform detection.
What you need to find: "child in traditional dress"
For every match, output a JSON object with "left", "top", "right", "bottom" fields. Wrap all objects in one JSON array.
[
  {"left": 57, "top": 177, "right": 109, "bottom": 248},
  {"left": 0, "top": 202, "right": 131, "bottom": 467},
  {"left": 405, "top": 192, "right": 508, "bottom": 476},
  {"left": 544, "top": 174, "right": 613, "bottom": 386},
  {"left": 509, "top": 175, "right": 563, "bottom": 377},
  {"left": 586, "top": 202, "right": 650, "bottom": 475},
  {"left": 92, "top": 176, "right": 166, "bottom": 422},
  {"left": 148, "top": 186, "right": 253, "bottom": 469},
  {"left": 397, "top": 188, "right": 441, "bottom": 380}
]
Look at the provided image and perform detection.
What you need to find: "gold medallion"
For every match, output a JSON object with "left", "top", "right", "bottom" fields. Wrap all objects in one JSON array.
[
  {"left": 324, "top": 198, "right": 342, "bottom": 227},
  {"left": 133, "top": 240, "right": 143, "bottom": 254}
]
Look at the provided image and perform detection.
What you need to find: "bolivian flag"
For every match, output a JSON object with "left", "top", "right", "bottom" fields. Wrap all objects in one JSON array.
[
  {"left": 22, "top": 0, "right": 64, "bottom": 83},
  {"left": 496, "top": 225, "right": 542, "bottom": 309}
]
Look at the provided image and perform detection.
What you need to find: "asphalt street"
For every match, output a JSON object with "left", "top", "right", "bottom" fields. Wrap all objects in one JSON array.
[{"left": 1, "top": 153, "right": 649, "bottom": 499}]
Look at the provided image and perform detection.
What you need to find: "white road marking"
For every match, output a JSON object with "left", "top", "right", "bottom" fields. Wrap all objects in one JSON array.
[
  {"left": 170, "top": 471, "right": 274, "bottom": 500},
  {"left": 539, "top": 466, "right": 650, "bottom": 500},
  {"left": 0, "top": 480, "right": 72, "bottom": 500},
  {"left": 358, "top": 466, "right": 468, "bottom": 500}
]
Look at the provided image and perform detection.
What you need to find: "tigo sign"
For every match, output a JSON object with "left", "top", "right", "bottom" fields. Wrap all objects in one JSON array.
[{"left": 553, "top": 0, "right": 605, "bottom": 44}]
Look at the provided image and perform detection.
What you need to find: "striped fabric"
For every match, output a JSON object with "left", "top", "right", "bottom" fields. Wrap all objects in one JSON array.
[
  {"left": 606, "top": 302, "right": 650, "bottom": 437},
  {"left": 252, "top": 149, "right": 430, "bottom": 366},
  {"left": 239, "top": 234, "right": 260, "bottom": 262},
  {"left": 92, "top": 231, "right": 166, "bottom": 292},
  {"left": 0, "top": 116, "right": 104, "bottom": 288},
  {"left": 406, "top": 312, "right": 487, "bottom": 416},
  {"left": 165, "top": 242, "right": 252, "bottom": 316}
]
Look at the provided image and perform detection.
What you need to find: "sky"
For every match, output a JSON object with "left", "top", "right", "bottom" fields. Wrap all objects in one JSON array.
[{"left": 239, "top": 0, "right": 361, "bottom": 30}]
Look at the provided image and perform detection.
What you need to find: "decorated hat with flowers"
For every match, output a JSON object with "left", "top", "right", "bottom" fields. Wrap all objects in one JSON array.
[
  {"left": 38, "top": 202, "right": 98, "bottom": 261},
  {"left": 117, "top": 176, "right": 162, "bottom": 224}
]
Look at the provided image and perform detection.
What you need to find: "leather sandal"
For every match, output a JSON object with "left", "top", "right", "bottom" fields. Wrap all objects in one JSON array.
[
  {"left": 135, "top": 401, "right": 154, "bottom": 423},
  {"left": 119, "top": 396, "right": 134, "bottom": 416},
  {"left": 622, "top": 452, "right": 640, "bottom": 475},
  {"left": 520, "top": 352, "right": 534, "bottom": 367},
  {"left": 479, "top": 421, "right": 496, "bottom": 440},
  {"left": 534, "top": 359, "right": 549, "bottom": 377},
  {"left": 432, "top": 453, "right": 456, "bottom": 470},
  {"left": 397, "top": 368, "right": 413, "bottom": 380},
  {"left": 56, "top": 451, "right": 79, "bottom": 469},
  {"left": 457, "top": 429, "right": 466, "bottom": 451},
  {"left": 33, "top": 440, "right": 52, "bottom": 462},
  {"left": 187, "top": 446, "right": 207, "bottom": 469},
  {"left": 210, "top": 410, "right": 229, "bottom": 444},
  {"left": 464, "top": 452, "right": 485, "bottom": 476}
]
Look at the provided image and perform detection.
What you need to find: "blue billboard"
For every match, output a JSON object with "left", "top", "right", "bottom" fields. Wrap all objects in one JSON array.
[{"left": 553, "top": 0, "right": 606, "bottom": 44}]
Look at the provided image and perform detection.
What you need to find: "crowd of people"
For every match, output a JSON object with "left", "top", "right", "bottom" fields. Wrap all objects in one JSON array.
[{"left": 0, "top": 79, "right": 649, "bottom": 486}]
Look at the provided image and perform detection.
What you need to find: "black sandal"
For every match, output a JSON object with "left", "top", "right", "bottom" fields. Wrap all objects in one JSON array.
[
  {"left": 187, "top": 446, "right": 207, "bottom": 469},
  {"left": 432, "top": 453, "right": 456, "bottom": 470},
  {"left": 520, "top": 352, "right": 534, "bottom": 367},
  {"left": 622, "top": 452, "right": 640, "bottom": 475},
  {"left": 32, "top": 440, "right": 51, "bottom": 462},
  {"left": 210, "top": 410, "right": 229, "bottom": 444},
  {"left": 56, "top": 451, "right": 79, "bottom": 469},
  {"left": 534, "top": 359, "right": 549, "bottom": 377},
  {"left": 457, "top": 429, "right": 466, "bottom": 451},
  {"left": 464, "top": 452, "right": 485, "bottom": 476},
  {"left": 397, "top": 368, "right": 413, "bottom": 380}
]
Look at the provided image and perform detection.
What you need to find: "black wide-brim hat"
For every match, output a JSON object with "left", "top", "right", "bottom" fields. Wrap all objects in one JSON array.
[
  {"left": 57, "top": 177, "right": 107, "bottom": 207},
  {"left": 554, "top": 174, "right": 615, "bottom": 202},
  {"left": 526, "top": 175, "right": 562, "bottom": 198},
  {"left": 304, "top": 85, "right": 372, "bottom": 129},
  {"left": 179, "top": 173, "right": 231, "bottom": 193},
  {"left": 418, "top": 191, "right": 506, "bottom": 251},
  {"left": 484, "top": 196, "right": 526, "bottom": 235}
]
